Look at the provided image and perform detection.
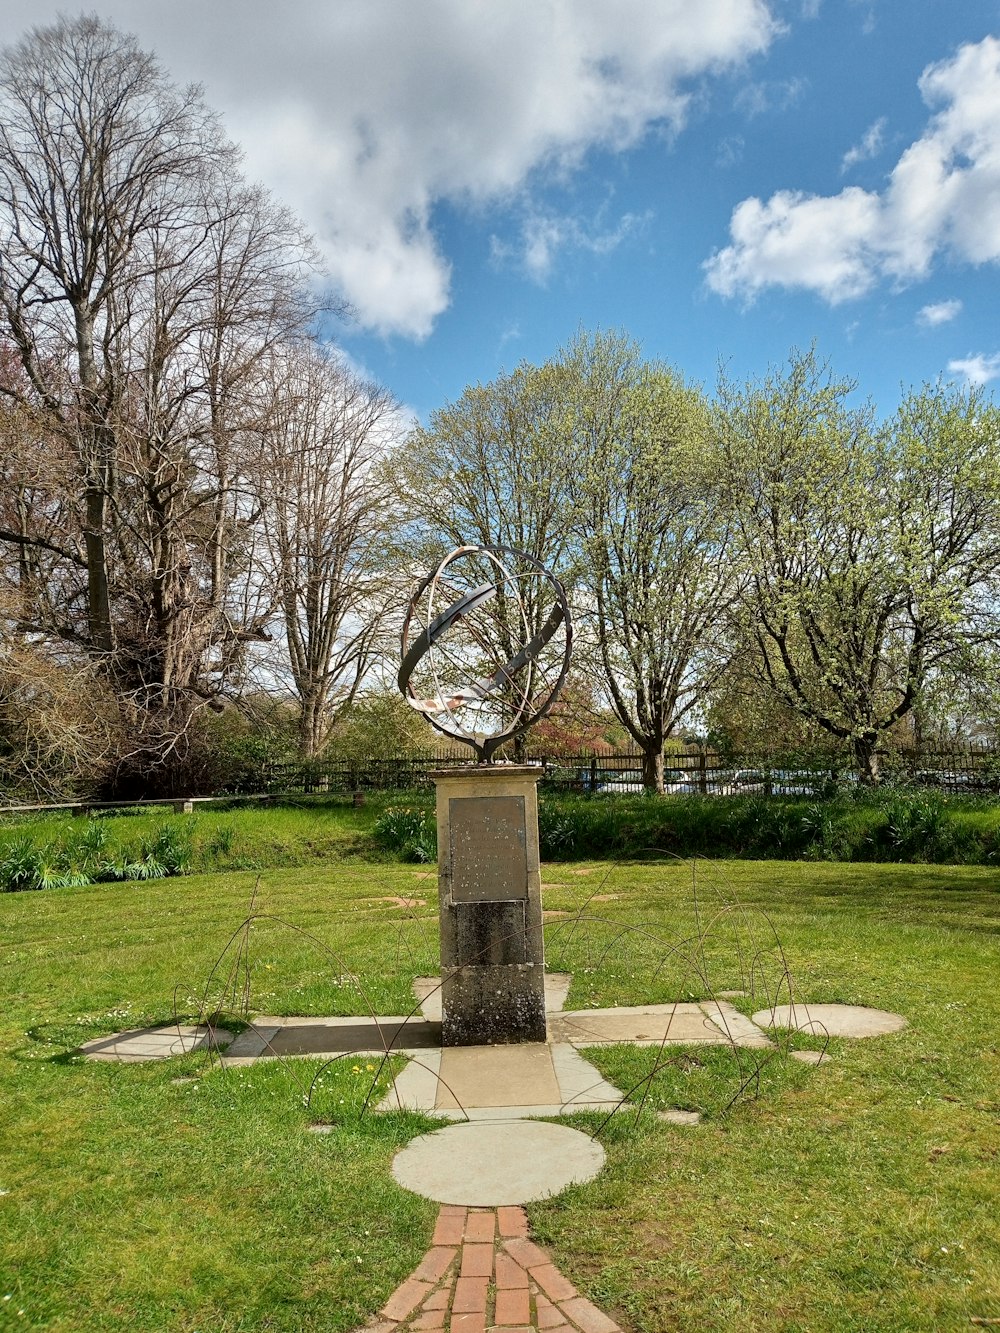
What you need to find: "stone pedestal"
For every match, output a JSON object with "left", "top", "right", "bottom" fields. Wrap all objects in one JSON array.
[{"left": 433, "top": 765, "right": 546, "bottom": 1046}]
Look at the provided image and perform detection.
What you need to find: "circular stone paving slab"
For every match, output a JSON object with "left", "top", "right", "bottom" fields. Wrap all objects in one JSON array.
[
  {"left": 391, "top": 1119, "right": 605, "bottom": 1206},
  {"left": 752, "top": 1003, "right": 906, "bottom": 1038}
]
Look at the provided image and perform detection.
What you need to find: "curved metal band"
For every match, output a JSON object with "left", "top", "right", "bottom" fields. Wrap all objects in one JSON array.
[
  {"left": 398, "top": 544, "right": 572, "bottom": 763},
  {"left": 397, "top": 580, "right": 496, "bottom": 700}
]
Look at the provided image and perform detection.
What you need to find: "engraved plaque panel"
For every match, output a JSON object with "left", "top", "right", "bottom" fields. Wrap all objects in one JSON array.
[{"left": 449, "top": 795, "right": 527, "bottom": 902}]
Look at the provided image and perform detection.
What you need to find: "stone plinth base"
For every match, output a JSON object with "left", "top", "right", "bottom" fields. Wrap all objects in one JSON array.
[
  {"left": 433, "top": 765, "right": 546, "bottom": 1046},
  {"left": 440, "top": 962, "right": 546, "bottom": 1045}
]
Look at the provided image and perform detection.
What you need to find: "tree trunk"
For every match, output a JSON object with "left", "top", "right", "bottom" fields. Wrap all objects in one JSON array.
[
  {"left": 854, "top": 733, "right": 880, "bottom": 785},
  {"left": 83, "top": 481, "right": 113, "bottom": 654},
  {"left": 299, "top": 693, "right": 322, "bottom": 760},
  {"left": 76, "top": 309, "right": 115, "bottom": 656},
  {"left": 641, "top": 744, "right": 664, "bottom": 794}
]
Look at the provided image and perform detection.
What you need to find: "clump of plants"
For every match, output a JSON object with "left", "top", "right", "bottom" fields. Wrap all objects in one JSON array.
[
  {"left": 0, "top": 820, "right": 194, "bottom": 892},
  {"left": 533, "top": 786, "right": 1000, "bottom": 863},
  {"left": 371, "top": 806, "right": 436, "bottom": 863}
]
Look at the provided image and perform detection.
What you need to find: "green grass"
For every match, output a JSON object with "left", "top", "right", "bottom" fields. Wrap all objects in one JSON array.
[
  {"left": 1, "top": 852, "right": 999, "bottom": 1330},
  {"left": 0, "top": 795, "right": 396, "bottom": 888},
  {"left": 7, "top": 788, "right": 1000, "bottom": 894}
]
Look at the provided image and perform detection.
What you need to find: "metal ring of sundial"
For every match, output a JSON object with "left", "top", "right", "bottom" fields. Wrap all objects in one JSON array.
[{"left": 398, "top": 544, "right": 572, "bottom": 763}]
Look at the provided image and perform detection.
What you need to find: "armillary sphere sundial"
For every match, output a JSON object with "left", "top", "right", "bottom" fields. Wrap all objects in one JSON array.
[
  {"left": 398, "top": 544, "right": 572, "bottom": 764},
  {"left": 398, "top": 544, "right": 573, "bottom": 1046}
]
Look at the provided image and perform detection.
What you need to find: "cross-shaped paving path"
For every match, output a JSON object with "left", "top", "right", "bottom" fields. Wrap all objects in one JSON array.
[{"left": 79, "top": 983, "right": 905, "bottom": 1332}]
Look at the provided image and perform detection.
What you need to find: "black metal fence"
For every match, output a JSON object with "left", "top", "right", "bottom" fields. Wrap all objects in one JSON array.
[{"left": 241, "top": 743, "right": 1000, "bottom": 797}]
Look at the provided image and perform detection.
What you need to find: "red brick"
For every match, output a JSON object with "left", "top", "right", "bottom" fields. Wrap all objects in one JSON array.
[
  {"left": 531, "top": 1263, "right": 577, "bottom": 1302},
  {"left": 411, "top": 1310, "right": 445, "bottom": 1330},
  {"left": 414, "top": 1246, "right": 456, "bottom": 1284},
  {"left": 559, "top": 1295, "right": 622, "bottom": 1333},
  {"left": 506, "top": 1236, "right": 554, "bottom": 1269},
  {"left": 494, "top": 1285, "right": 531, "bottom": 1325},
  {"left": 534, "top": 1293, "right": 565, "bottom": 1329},
  {"left": 424, "top": 1285, "right": 451, "bottom": 1310},
  {"left": 496, "top": 1205, "right": 529, "bottom": 1238},
  {"left": 464, "top": 1210, "right": 496, "bottom": 1243},
  {"left": 381, "top": 1275, "right": 432, "bottom": 1321},
  {"left": 460, "top": 1243, "right": 493, "bottom": 1278},
  {"left": 432, "top": 1211, "right": 466, "bottom": 1246},
  {"left": 495, "top": 1252, "right": 529, "bottom": 1289},
  {"left": 439, "top": 1203, "right": 466, "bottom": 1215},
  {"left": 452, "top": 1276, "right": 489, "bottom": 1314},
  {"left": 450, "top": 1313, "right": 486, "bottom": 1333}
]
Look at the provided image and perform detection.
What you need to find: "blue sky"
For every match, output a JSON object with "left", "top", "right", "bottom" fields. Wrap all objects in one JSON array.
[{"left": 3, "top": 0, "right": 1000, "bottom": 421}]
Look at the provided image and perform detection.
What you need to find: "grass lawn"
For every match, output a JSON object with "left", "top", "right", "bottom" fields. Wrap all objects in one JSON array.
[{"left": 1, "top": 838, "right": 998, "bottom": 1330}]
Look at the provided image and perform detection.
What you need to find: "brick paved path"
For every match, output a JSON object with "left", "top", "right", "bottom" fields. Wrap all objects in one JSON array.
[{"left": 360, "top": 1204, "right": 621, "bottom": 1333}]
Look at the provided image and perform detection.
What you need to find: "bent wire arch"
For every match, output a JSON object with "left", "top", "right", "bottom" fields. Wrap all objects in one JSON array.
[{"left": 398, "top": 544, "right": 572, "bottom": 762}]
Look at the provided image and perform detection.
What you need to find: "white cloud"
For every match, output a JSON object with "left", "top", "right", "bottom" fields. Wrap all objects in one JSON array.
[
  {"left": 841, "top": 117, "right": 887, "bottom": 172},
  {"left": 917, "top": 299, "right": 962, "bottom": 327},
  {"left": 948, "top": 353, "right": 1000, "bottom": 386},
  {"left": 706, "top": 35, "right": 1000, "bottom": 304},
  {"left": 0, "top": 0, "right": 776, "bottom": 339},
  {"left": 705, "top": 187, "right": 882, "bottom": 303},
  {"left": 716, "top": 135, "right": 745, "bottom": 168},
  {"left": 735, "top": 76, "right": 807, "bottom": 119},
  {"left": 498, "top": 322, "right": 522, "bottom": 350},
  {"left": 494, "top": 209, "right": 653, "bottom": 283}
]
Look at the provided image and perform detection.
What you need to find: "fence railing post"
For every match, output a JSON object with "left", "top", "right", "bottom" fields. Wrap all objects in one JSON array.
[{"left": 698, "top": 748, "right": 708, "bottom": 796}]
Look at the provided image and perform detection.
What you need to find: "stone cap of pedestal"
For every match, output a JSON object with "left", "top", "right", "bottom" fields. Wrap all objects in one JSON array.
[{"left": 430, "top": 764, "right": 543, "bottom": 784}]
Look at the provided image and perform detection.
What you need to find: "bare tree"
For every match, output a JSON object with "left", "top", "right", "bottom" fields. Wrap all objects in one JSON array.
[
  {"left": 0, "top": 16, "right": 232, "bottom": 652},
  {"left": 257, "top": 347, "right": 402, "bottom": 758},
  {"left": 0, "top": 16, "right": 321, "bottom": 786},
  {"left": 393, "top": 360, "right": 575, "bottom": 758}
]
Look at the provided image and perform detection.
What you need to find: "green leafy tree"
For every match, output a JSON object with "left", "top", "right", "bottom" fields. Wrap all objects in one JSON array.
[
  {"left": 563, "top": 331, "right": 738, "bottom": 792},
  {"left": 717, "top": 349, "right": 1000, "bottom": 781}
]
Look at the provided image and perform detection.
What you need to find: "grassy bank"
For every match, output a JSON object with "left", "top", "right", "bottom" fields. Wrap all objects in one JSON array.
[
  {"left": 376, "top": 788, "right": 1000, "bottom": 864},
  {"left": 5, "top": 786, "right": 1000, "bottom": 894},
  {"left": 1, "top": 856, "right": 998, "bottom": 1330},
  {"left": 0, "top": 796, "right": 387, "bottom": 891}
]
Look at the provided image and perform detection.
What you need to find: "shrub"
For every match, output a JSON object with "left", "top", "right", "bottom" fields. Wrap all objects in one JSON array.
[
  {"left": 372, "top": 807, "right": 437, "bottom": 863},
  {"left": 141, "top": 823, "right": 192, "bottom": 875},
  {"left": 0, "top": 837, "right": 45, "bottom": 891}
]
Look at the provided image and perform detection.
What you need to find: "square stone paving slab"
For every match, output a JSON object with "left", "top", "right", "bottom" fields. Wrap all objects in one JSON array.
[
  {"left": 79, "top": 1025, "right": 231, "bottom": 1061},
  {"left": 436, "top": 1042, "right": 561, "bottom": 1110},
  {"left": 374, "top": 1040, "right": 627, "bottom": 1117},
  {"left": 551, "top": 1004, "right": 725, "bottom": 1046},
  {"left": 223, "top": 1016, "right": 440, "bottom": 1061},
  {"left": 550, "top": 1001, "right": 772, "bottom": 1048},
  {"left": 261, "top": 1018, "right": 441, "bottom": 1057}
]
